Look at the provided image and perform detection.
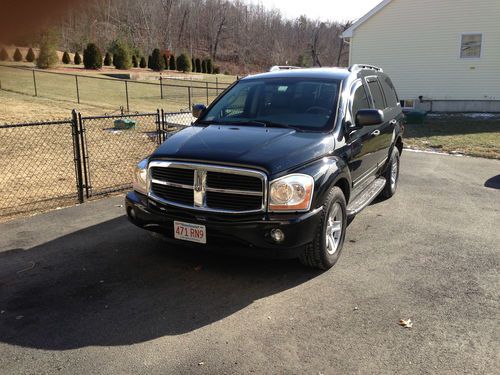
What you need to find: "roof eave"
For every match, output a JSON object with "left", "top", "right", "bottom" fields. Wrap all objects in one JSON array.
[
  {"left": 341, "top": 30, "right": 353, "bottom": 39},
  {"left": 340, "top": 0, "right": 392, "bottom": 39}
]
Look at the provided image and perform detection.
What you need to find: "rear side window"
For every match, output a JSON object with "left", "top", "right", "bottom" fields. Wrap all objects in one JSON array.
[
  {"left": 380, "top": 76, "right": 399, "bottom": 108},
  {"left": 351, "top": 85, "right": 370, "bottom": 118},
  {"left": 367, "top": 78, "right": 386, "bottom": 110}
]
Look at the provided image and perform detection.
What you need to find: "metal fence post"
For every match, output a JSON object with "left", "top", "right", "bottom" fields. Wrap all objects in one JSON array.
[
  {"left": 156, "top": 109, "right": 161, "bottom": 145},
  {"left": 161, "top": 109, "right": 166, "bottom": 142},
  {"left": 32, "top": 70, "right": 37, "bottom": 96},
  {"left": 78, "top": 112, "right": 90, "bottom": 199},
  {"left": 75, "top": 75, "right": 80, "bottom": 104},
  {"left": 216, "top": 77, "right": 219, "bottom": 93},
  {"left": 125, "top": 80, "right": 130, "bottom": 112},
  {"left": 71, "top": 110, "right": 84, "bottom": 203},
  {"left": 160, "top": 75, "right": 164, "bottom": 99},
  {"left": 188, "top": 86, "right": 192, "bottom": 109},
  {"left": 206, "top": 82, "right": 209, "bottom": 105}
]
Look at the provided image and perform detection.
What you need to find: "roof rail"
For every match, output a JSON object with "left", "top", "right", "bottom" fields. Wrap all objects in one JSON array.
[{"left": 349, "top": 64, "right": 383, "bottom": 73}]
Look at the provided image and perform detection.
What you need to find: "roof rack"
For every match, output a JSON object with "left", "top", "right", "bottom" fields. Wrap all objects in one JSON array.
[{"left": 349, "top": 64, "right": 383, "bottom": 73}]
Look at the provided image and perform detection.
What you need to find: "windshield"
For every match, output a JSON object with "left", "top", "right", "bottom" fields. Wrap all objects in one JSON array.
[{"left": 198, "top": 78, "right": 341, "bottom": 131}]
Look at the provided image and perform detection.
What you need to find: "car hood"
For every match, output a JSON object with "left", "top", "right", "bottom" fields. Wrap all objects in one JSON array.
[{"left": 152, "top": 125, "right": 334, "bottom": 175}]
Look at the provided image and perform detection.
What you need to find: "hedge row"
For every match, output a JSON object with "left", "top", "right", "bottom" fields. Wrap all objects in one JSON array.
[
  {"left": 0, "top": 45, "right": 221, "bottom": 74},
  {"left": 0, "top": 47, "right": 37, "bottom": 62}
]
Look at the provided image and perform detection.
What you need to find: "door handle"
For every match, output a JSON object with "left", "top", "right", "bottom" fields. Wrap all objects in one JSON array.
[{"left": 371, "top": 129, "right": 381, "bottom": 136}]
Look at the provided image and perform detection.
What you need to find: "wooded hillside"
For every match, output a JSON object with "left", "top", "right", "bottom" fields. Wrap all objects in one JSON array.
[{"left": 15, "top": 0, "right": 351, "bottom": 74}]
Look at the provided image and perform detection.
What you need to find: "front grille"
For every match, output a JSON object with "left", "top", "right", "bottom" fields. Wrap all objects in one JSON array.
[
  {"left": 151, "top": 183, "right": 194, "bottom": 205},
  {"left": 149, "top": 162, "right": 266, "bottom": 213},
  {"left": 206, "top": 171, "right": 262, "bottom": 192},
  {"left": 206, "top": 191, "right": 263, "bottom": 211},
  {"left": 151, "top": 167, "right": 194, "bottom": 186}
]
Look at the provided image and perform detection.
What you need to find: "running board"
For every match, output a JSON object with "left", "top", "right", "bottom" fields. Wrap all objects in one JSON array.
[{"left": 347, "top": 177, "right": 386, "bottom": 217}]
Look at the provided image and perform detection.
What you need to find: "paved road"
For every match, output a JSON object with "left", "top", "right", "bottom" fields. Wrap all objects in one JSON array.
[{"left": 0, "top": 151, "right": 499, "bottom": 374}]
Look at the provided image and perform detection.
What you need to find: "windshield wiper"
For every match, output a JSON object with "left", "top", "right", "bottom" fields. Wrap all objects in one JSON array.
[
  {"left": 196, "top": 120, "right": 222, "bottom": 125},
  {"left": 196, "top": 119, "right": 302, "bottom": 132},
  {"left": 232, "top": 120, "right": 302, "bottom": 132}
]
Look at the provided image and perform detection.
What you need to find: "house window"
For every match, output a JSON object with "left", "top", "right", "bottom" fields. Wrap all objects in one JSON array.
[
  {"left": 460, "top": 34, "right": 482, "bottom": 58},
  {"left": 400, "top": 99, "right": 415, "bottom": 109}
]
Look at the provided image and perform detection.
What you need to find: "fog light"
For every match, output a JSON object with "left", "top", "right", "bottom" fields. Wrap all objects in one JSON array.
[{"left": 270, "top": 228, "right": 285, "bottom": 243}]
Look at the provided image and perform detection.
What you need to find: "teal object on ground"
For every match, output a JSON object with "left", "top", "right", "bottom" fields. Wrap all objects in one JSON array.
[
  {"left": 405, "top": 110, "right": 427, "bottom": 124},
  {"left": 114, "top": 119, "right": 137, "bottom": 129}
]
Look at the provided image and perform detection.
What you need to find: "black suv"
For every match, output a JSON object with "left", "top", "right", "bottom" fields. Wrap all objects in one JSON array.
[{"left": 126, "top": 65, "right": 404, "bottom": 269}]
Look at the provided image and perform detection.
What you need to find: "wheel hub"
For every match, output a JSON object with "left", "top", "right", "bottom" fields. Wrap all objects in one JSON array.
[{"left": 326, "top": 202, "right": 343, "bottom": 255}]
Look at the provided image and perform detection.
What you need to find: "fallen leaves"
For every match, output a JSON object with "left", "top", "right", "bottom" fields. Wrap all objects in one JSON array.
[{"left": 399, "top": 318, "right": 413, "bottom": 328}]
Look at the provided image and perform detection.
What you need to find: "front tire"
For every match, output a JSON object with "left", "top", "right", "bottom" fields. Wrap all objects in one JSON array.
[{"left": 299, "top": 186, "right": 347, "bottom": 270}]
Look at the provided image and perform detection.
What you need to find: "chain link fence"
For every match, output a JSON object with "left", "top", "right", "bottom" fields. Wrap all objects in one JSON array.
[
  {"left": 0, "top": 109, "right": 193, "bottom": 220},
  {"left": 0, "top": 119, "right": 80, "bottom": 218},
  {"left": 0, "top": 64, "right": 233, "bottom": 113}
]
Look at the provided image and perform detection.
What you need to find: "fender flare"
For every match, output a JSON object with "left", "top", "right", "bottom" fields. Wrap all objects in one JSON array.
[{"left": 291, "top": 156, "right": 352, "bottom": 207}]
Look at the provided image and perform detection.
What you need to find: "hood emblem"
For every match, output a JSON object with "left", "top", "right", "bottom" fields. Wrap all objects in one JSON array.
[{"left": 193, "top": 170, "right": 207, "bottom": 207}]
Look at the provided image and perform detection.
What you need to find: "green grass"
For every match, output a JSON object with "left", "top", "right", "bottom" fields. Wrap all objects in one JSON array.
[
  {"left": 0, "top": 63, "right": 235, "bottom": 117},
  {"left": 404, "top": 114, "right": 500, "bottom": 159}
]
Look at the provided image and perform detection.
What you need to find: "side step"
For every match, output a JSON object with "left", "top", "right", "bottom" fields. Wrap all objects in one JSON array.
[{"left": 346, "top": 177, "right": 386, "bottom": 217}]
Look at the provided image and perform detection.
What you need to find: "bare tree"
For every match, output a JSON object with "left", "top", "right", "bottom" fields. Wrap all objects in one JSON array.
[
  {"left": 336, "top": 21, "right": 352, "bottom": 66},
  {"left": 52, "top": 0, "right": 348, "bottom": 73}
]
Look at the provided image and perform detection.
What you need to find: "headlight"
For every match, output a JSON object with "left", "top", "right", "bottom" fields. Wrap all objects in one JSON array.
[
  {"left": 133, "top": 158, "right": 148, "bottom": 194},
  {"left": 268, "top": 174, "right": 314, "bottom": 212}
]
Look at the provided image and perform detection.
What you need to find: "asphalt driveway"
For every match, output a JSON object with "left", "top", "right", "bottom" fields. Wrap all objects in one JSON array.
[{"left": 0, "top": 151, "right": 499, "bottom": 374}]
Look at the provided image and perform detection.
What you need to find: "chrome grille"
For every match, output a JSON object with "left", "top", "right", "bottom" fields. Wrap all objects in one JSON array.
[
  {"left": 148, "top": 161, "right": 267, "bottom": 213},
  {"left": 151, "top": 167, "right": 194, "bottom": 186},
  {"left": 206, "top": 171, "right": 262, "bottom": 192}
]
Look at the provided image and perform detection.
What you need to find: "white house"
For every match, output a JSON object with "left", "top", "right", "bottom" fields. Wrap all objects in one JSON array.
[{"left": 341, "top": 0, "right": 500, "bottom": 112}]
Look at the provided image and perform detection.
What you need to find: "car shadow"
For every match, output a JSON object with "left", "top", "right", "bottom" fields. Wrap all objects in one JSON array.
[
  {"left": 484, "top": 175, "right": 500, "bottom": 189},
  {"left": 0, "top": 216, "right": 320, "bottom": 350}
]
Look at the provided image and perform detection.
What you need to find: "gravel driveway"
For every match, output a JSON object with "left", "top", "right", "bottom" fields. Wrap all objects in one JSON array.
[{"left": 0, "top": 150, "right": 499, "bottom": 374}]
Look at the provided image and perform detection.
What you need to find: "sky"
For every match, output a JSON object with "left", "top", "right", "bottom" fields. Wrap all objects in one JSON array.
[{"left": 249, "top": 0, "right": 383, "bottom": 22}]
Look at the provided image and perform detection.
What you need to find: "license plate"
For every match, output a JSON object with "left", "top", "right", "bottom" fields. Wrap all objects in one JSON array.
[{"left": 174, "top": 221, "right": 206, "bottom": 244}]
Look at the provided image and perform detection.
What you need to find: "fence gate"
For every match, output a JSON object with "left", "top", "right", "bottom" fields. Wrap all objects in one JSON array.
[
  {"left": 78, "top": 111, "right": 161, "bottom": 198},
  {"left": 0, "top": 118, "right": 81, "bottom": 219}
]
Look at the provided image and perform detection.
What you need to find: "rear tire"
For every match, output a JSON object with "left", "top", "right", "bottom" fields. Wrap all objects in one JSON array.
[
  {"left": 299, "top": 186, "right": 347, "bottom": 270},
  {"left": 381, "top": 147, "right": 400, "bottom": 199}
]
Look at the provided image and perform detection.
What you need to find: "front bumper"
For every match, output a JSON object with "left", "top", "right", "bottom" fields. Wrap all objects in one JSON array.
[{"left": 125, "top": 191, "right": 323, "bottom": 258}]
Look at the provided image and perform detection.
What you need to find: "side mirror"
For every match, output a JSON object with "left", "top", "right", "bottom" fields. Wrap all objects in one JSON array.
[
  {"left": 192, "top": 104, "right": 207, "bottom": 119},
  {"left": 355, "top": 109, "right": 384, "bottom": 127}
]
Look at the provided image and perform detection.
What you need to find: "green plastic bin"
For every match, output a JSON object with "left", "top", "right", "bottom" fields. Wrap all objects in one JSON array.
[
  {"left": 405, "top": 110, "right": 427, "bottom": 125},
  {"left": 113, "top": 118, "right": 137, "bottom": 130}
]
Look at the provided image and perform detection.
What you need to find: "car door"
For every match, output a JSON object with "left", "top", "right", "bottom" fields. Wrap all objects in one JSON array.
[
  {"left": 379, "top": 74, "right": 404, "bottom": 159},
  {"left": 346, "top": 79, "right": 382, "bottom": 184},
  {"left": 365, "top": 75, "right": 395, "bottom": 166}
]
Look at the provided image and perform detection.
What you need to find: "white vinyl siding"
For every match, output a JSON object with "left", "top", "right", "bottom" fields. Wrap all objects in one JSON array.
[{"left": 348, "top": 0, "right": 500, "bottom": 101}]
